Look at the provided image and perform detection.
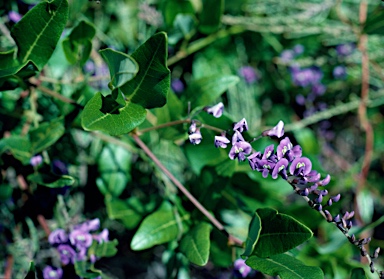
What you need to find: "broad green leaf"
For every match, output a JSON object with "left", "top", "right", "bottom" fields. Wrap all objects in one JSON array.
[
  {"left": 253, "top": 208, "right": 312, "bottom": 257},
  {"left": 24, "top": 261, "right": 36, "bottom": 279},
  {"left": 120, "top": 32, "right": 170, "bottom": 109},
  {"left": 168, "top": 14, "right": 197, "bottom": 45},
  {"left": 162, "top": 0, "right": 195, "bottom": 26},
  {"left": 81, "top": 92, "right": 147, "bottom": 135},
  {"left": 96, "top": 173, "right": 127, "bottom": 197},
  {"left": 99, "top": 49, "right": 139, "bottom": 89},
  {"left": 94, "top": 239, "right": 119, "bottom": 258},
  {"left": 185, "top": 75, "right": 239, "bottom": 107},
  {"left": 0, "top": 136, "right": 31, "bottom": 164},
  {"left": 350, "top": 268, "right": 367, "bottom": 279},
  {"left": 363, "top": 5, "right": 384, "bottom": 35},
  {"left": 105, "top": 196, "right": 143, "bottom": 229},
  {"left": 293, "top": 128, "right": 319, "bottom": 155},
  {"left": 29, "top": 118, "right": 65, "bottom": 154},
  {"left": 131, "top": 201, "right": 189, "bottom": 250},
  {"left": 69, "top": 20, "right": 96, "bottom": 41},
  {"left": 179, "top": 222, "right": 212, "bottom": 266},
  {"left": 198, "top": 0, "right": 223, "bottom": 34},
  {"left": 11, "top": 0, "right": 69, "bottom": 70},
  {"left": 356, "top": 189, "right": 374, "bottom": 224},
  {"left": 74, "top": 261, "right": 101, "bottom": 278},
  {"left": 246, "top": 254, "right": 324, "bottom": 279},
  {"left": 242, "top": 211, "right": 262, "bottom": 257},
  {"left": 27, "top": 172, "right": 75, "bottom": 188}
]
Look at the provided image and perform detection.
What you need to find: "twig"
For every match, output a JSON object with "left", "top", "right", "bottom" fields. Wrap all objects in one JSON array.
[
  {"left": 4, "top": 255, "right": 13, "bottom": 279},
  {"left": 132, "top": 133, "right": 243, "bottom": 247},
  {"left": 37, "top": 215, "right": 51, "bottom": 237}
]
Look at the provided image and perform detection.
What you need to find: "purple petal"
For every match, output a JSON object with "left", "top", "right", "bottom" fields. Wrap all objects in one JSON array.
[
  {"left": 262, "top": 144, "right": 274, "bottom": 160},
  {"left": 214, "top": 135, "right": 230, "bottom": 148},
  {"left": 48, "top": 229, "right": 68, "bottom": 245},
  {"left": 272, "top": 158, "right": 288, "bottom": 179},
  {"left": 289, "top": 157, "right": 312, "bottom": 176},
  {"left": 264, "top": 120, "right": 284, "bottom": 138},
  {"left": 233, "top": 118, "right": 248, "bottom": 133},
  {"left": 206, "top": 102, "right": 224, "bottom": 118},
  {"left": 43, "top": 266, "right": 63, "bottom": 279}
]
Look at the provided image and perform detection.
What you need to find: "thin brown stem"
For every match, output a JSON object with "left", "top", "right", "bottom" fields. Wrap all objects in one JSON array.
[
  {"left": 132, "top": 133, "right": 243, "bottom": 247},
  {"left": 4, "top": 255, "right": 13, "bottom": 279}
]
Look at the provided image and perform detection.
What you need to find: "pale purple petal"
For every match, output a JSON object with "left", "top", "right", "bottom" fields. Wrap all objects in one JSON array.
[
  {"left": 233, "top": 118, "right": 248, "bottom": 133},
  {"left": 214, "top": 136, "right": 230, "bottom": 148},
  {"left": 206, "top": 102, "right": 224, "bottom": 118}
]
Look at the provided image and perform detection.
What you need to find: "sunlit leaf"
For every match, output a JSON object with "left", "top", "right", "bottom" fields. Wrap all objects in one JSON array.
[
  {"left": 0, "top": 136, "right": 31, "bottom": 164},
  {"left": 242, "top": 211, "right": 262, "bottom": 257},
  {"left": 246, "top": 254, "right": 324, "bottom": 279}
]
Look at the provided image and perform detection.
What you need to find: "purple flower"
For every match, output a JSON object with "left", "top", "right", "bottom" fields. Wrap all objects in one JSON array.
[
  {"left": 57, "top": 244, "right": 77, "bottom": 265},
  {"left": 262, "top": 144, "right": 274, "bottom": 160},
  {"left": 189, "top": 129, "right": 202, "bottom": 145},
  {"left": 189, "top": 121, "right": 197, "bottom": 134},
  {"left": 277, "top": 137, "right": 293, "bottom": 160},
  {"left": 336, "top": 43, "right": 355, "bottom": 56},
  {"left": 272, "top": 158, "right": 289, "bottom": 179},
  {"left": 233, "top": 118, "right": 248, "bottom": 133},
  {"left": 93, "top": 228, "right": 109, "bottom": 243},
  {"left": 206, "top": 102, "right": 224, "bottom": 118},
  {"left": 8, "top": 11, "right": 22, "bottom": 23},
  {"left": 69, "top": 229, "right": 93, "bottom": 249},
  {"left": 74, "top": 218, "right": 100, "bottom": 232},
  {"left": 48, "top": 229, "right": 68, "bottom": 245},
  {"left": 229, "top": 141, "right": 252, "bottom": 162},
  {"left": 238, "top": 66, "right": 259, "bottom": 84},
  {"left": 293, "top": 44, "right": 304, "bottom": 55},
  {"left": 262, "top": 120, "right": 284, "bottom": 138},
  {"left": 30, "top": 155, "right": 43, "bottom": 167},
  {"left": 291, "top": 67, "right": 323, "bottom": 87},
  {"left": 232, "top": 131, "right": 245, "bottom": 144},
  {"left": 311, "top": 83, "right": 326, "bottom": 96},
  {"left": 43, "top": 266, "right": 63, "bottom": 279},
  {"left": 296, "top": 94, "right": 306, "bottom": 106},
  {"left": 289, "top": 157, "right": 312, "bottom": 176},
  {"left": 258, "top": 159, "right": 276, "bottom": 178},
  {"left": 171, "top": 79, "right": 184, "bottom": 93},
  {"left": 214, "top": 136, "right": 230, "bottom": 148},
  {"left": 234, "top": 259, "right": 251, "bottom": 278},
  {"left": 333, "top": 65, "right": 347, "bottom": 79},
  {"left": 280, "top": 50, "right": 295, "bottom": 63},
  {"left": 248, "top": 152, "right": 261, "bottom": 171}
]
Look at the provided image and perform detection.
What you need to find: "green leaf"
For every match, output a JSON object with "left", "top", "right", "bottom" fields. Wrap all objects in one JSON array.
[
  {"left": 350, "top": 268, "right": 367, "bottom": 279},
  {"left": 293, "top": 128, "right": 319, "bottom": 155},
  {"left": 0, "top": 136, "right": 31, "bottom": 164},
  {"left": 24, "top": 261, "right": 36, "bottom": 279},
  {"left": 242, "top": 211, "right": 262, "bottom": 257},
  {"left": 99, "top": 49, "right": 139, "bottom": 89},
  {"left": 81, "top": 92, "right": 147, "bottom": 135},
  {"left": 74, "top": 261, "right": 101, "bottom": 278},
  {"left": 131, "top": 201, "right": 189, "bottom": 250},
  {"left": 27, "top": 172, "right": 75, "bottom": 188},
  {"left": 105, "top": 196, "right": 143, "bottom": 229},
  {"left": 253, "top": 208, "right": 312, "bottom": 257},
  {"left": 198, "top": 0, "right": 223, "bottom": 34},
  {"left": 363, "top": 5, "right": 384, "bottom": 35},
  {"left": 185, "top": 75, "right": 239, "bottom": 107},
  {"left": 62, "top": 20, "right": 96, "bottom": 65},
  {"left": 120, "top": 32, "right": 170, "bottom": 109},
  {"left": 179, "top": 222, "right": 212, "bottom": 266},
  {"left": 94, "top": 239, "right": 119, "bottom": 258},
  {"left": 246, "top": 254, "right": 324, "bottom": 279},
  {"left": 11, "top": 0, "right": 69, "bottom": 70},
  {"left": 162, "top": 0, "right": 195, "bottom": 26},
  {"left": 29, "top": 118, "right": 65, "bottom": 154},
  {"left": 356, "top": 189, "right": 374, "bottom": 224},
  {"left": 0, "top": 184, "right": 13, "bottom": 201}
]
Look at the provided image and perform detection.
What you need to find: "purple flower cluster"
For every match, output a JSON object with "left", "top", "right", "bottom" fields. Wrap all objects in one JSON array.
[
  {"left": 238, "top": 66, "right": 260, "bottom": 84},
  {"left": 290, "top": 66, "right": 326, "bottom": 96},
  {"left": 44, "top": 218, "right": 108, "bottom": 279},
  {"left": 280, "top": 44, "right": 304, "bottom": 63}
]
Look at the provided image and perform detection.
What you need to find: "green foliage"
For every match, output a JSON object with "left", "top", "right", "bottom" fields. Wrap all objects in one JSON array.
[
  {"left": 179, "top": 222, "right": 212, "bottom": 266},
  {"left": 23, "top": 261, "right": 36, "bottom": 279},
  {"left": 246, "top": 253, "right": 324, "bottom": 279},
  {"left": 351, "top": 268, "right": 367, "bottom": 279},
  {"left": 198, "top": 0, "right": 223, "bottom": 34}
]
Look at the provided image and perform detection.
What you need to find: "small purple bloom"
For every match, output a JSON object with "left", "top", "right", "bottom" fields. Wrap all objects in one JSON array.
[
  {"left": 233, "top": 118, "right": 248, "bottom": 133},
  {"left": 316, "top": 174, "right": 331, "bottom": 186},
  {"left": 234, "top": 259, "right": 251, "bottom": 278},
  {"left": 189, "top": 129, "right": 202, "bottom": 145},
  {"left": 311, "top": 83, "right": 326, "bottom": 96},
  {"left": 214, "top": 136, "right": 230, "bottom": 148},
  {"left": 248, "top": 152, "right": 261, "bottom": 171},
  {"left": 206, "top": 102, "right": 224, "bottom": 118},
  {"left": 259, "top": 159, "right": 276, "bottom": 178},
  {"left": 291, "top": 145, "right": 302, "bottom": 158},
  {"left": 238, "top": 66, "right": 259, "bottom": 84},
  {"left": 30, "top": 155, "right": 43, "bottom": 167},
  {"left": 277, "top": 137, "right": 293, "bottom": 160},
  {"left": 229, "top": 141, "right": 252, "bottom": 162},
  {"left": 263, "top": 120, "right": 284, "bottom": 138},
  {"left": 291, "top": 67, "right": 323, "bottom": 88},
  {"left": 336, "top": 43, "right": 355, "bottom": 56},
  {"left": 280, "top": 49, "right": 295, "bottom": 63},
  {"left": 74, "top": 218, "right": 100, "bottom": 232},
  {"left": 189, "top": 121, "right": 197, "bottom": 134},
  {"left": 333, "top": 65, "right": 347, "bottom": 79},
  {"left": 69, "top": 229, "right": 93, "bottom": 249},
  {"left": 293, "top": 44, "right": 304, "bottom": 55},
  {"left": 331, "top": 193, "right": 341, "bottom": 202},
  {"left": 296, "top": 94, "right": 306, "bottom": 106},
  {"left": 93, "top": 228, "right": 109, "bottom": 243},
  {"left": 272, "top": 158, "right": 289, "bottom": 179},
  {"left": 171, "top": 79, "right": 185, "bottom": 93},
  {"left": 8, "top": 11, "right": 22, "bottom": 23},
  {"left": 289, "top": 157, "right": 312, "bottom": 176},
  {"left": 48, "top": 229, "right": 68, "bottom": 245},
  {"left": 43, "top": 266, "right": 63, "bottom": 279},
  {"left": 57, "top": 244, "right": 77, "bottom": 265},
  {"left": 262, "top": 144, "right": 274, "bottom": 160},
  {"left": 232, "top": 131, "right": 245, "bottom": 144}
]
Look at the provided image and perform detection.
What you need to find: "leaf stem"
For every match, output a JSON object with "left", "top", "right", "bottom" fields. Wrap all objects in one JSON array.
[{"left": 132, "top": 133, "right": 243, "bottom": 247}]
